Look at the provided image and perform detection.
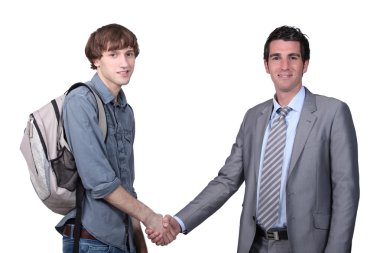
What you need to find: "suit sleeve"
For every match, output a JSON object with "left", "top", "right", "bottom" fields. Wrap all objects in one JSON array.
[
  {"left": 325, "top": 102, "right": 359, "bottom": 253},
  {"left": 175, "top": 113, "right": 248, "bottom": 233}
]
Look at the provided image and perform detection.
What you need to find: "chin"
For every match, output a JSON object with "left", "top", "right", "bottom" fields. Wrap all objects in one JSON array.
[
  {"left": 119, "top": 80, "right": 130, "bottom": 86},
  {"left": 276, "top": 82, "right": 300, "bottom": 92}
]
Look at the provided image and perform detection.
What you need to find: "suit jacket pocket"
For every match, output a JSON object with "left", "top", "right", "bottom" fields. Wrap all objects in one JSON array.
[{"left": 313, "top": 213, "right": 331, "bottom": 230}]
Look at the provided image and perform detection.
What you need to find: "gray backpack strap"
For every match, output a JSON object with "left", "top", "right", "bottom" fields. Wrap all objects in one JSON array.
[
  {"left": 91, "top": 90, "right": 107, "bottom": 140},
  {"left": 67, "top": 83, "right": 107, "bottom": 141},
  {"left": 66, "top": 83, "right": 107, "bottom": 253}
]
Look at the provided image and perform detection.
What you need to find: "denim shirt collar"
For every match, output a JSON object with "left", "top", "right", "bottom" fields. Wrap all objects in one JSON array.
[{"left": 89, "top": 73, "right": 128, "bottom": 107}]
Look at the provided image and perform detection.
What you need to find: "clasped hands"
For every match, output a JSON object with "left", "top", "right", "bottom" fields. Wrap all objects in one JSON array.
[{"left": 144, "top": 214, "right": 181, "bottom": 246}]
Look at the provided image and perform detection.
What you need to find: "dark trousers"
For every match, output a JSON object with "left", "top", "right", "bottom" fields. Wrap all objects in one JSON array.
[{"left": 250, "top": 234, "right": 291, "bottom": 253}]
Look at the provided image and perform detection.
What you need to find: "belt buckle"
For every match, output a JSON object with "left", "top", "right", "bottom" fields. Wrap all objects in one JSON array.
[{"left": 266, "top": 230, "right": 279, "bottom": 240}]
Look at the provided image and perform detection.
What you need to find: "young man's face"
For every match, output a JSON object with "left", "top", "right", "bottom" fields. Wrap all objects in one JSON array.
[
  {"left": 264, "top": 40, "right": 309, "bottom": 95},
  {"left": 94, "top": 46, "right": 136, "bottom": 91}
]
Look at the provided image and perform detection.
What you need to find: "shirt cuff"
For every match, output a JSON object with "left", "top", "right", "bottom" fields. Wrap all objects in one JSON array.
[{"left": 173, "top": 216, "right": 187, "bottom": 234}]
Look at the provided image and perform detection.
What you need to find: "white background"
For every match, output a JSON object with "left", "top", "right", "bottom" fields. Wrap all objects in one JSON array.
[{"left": 1, "top": 0, "right": 378, "bottom": 252}]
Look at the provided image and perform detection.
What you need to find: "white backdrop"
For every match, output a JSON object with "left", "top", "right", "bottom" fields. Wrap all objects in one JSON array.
[{"left": 1, "top": 0, "right": 378, "bottom": 252}]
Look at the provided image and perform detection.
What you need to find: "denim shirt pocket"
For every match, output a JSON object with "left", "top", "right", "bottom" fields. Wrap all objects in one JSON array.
[{"left": 114, "top": 130, "right": 133, "bottom": 169}]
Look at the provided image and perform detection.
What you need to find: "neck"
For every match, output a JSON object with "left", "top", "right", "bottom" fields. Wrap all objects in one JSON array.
[
  {"left": 275, "top": 93, "right": 293, "bottom": 107},
  {"left": 275, "top": 86, "right": 302, "bottom": 107},
  {"left": 97, "top": 73, "right": 121, "bottom": 98},
  {"left": 104, "top": 82, "right": 121, "bottom": 98}
]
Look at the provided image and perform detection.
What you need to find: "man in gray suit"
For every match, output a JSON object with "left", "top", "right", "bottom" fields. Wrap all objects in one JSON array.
[{"left": 147, "top": 25, "right": 360, "bottom": 253}]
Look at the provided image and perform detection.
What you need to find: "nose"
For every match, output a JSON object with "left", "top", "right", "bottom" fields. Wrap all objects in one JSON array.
[
  {"left": 120, "top": 55, "right": 130, "bottom": 68},
  {"left": 280, "top": 59, "right": 290, "bottom": 70}
]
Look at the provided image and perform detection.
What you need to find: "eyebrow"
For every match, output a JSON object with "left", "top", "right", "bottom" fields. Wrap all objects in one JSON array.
[
  {"left": 106, "top": 47, "right": 134, "bottom": 53},
  {"left": 289, "top": 53, "right": 301, "bottom": 57},
  {"left": 269, "top": 53, "right": 301, "bottom": 57},
  {"left": 269, "top": 53, "right": 280, "bottom": 58}
]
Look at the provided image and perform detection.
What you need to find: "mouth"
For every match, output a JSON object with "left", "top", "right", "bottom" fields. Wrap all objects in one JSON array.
[
  {"left": 277, "top": 73, "right": 292, "bottom": 78},
  {"left": 118, "top": 70, "right": 130, "bottom": 77}
]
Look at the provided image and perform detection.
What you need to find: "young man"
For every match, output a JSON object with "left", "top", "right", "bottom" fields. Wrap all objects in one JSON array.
[
  {"left": 147, "top": 26, "right": 360, "bottom": 253},
  {"left": 56, "top": 23, "right": 170, "bottom": 253}
]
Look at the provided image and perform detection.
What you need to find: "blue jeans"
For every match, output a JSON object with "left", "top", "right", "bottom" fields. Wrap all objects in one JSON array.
[{"left": 63, "top": 235, "right": 134, "bottom": 253}]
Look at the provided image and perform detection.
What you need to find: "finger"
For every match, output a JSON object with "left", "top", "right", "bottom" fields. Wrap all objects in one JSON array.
[
  {"left": 162, "top": 215, "right": 171, "bottom": 228},
  {"left": 148, "top": 231, "right": 161, "bottom": 240},
  {"left": 145, "top": 228, "right": 153, "bottom": 235},
  {"left": 167, "top": 226, "right": 177, "bottom": 239},
  {"left": 155, "top": 238, "right": 167, "bottom": 246},
  {"left": 152, "top": 233, "right": 164, "bottom": 243},
  {"left": 163, "top": 232, "right": 174, "bottom": 245}
]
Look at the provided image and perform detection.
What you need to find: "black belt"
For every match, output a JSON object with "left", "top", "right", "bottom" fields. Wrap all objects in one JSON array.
[{"left": 256, "top": 225, "right": 288, "bottom": 240}]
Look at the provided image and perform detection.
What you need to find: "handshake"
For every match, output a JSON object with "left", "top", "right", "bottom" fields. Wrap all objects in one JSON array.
[{"left": 144, "top": 214, "right": 182, "bottom": 246}]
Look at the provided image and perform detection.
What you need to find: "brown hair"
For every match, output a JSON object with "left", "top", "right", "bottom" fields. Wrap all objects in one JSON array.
[
  {"left": 85, "top": 23, "right": 140, "bottom": 69},
  {"left": 263, "top": 26, "right": 310, "bottom": 63}
]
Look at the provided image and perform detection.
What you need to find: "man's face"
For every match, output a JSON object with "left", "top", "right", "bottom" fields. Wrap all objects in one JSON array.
[
  {"left": 264, "top": 40, "right": 309, "bottom": 95},
  {"left": 94, "top": 46, "right": 136, "bottom": 90}
]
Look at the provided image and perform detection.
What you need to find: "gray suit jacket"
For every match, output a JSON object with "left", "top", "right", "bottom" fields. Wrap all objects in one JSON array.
[{"left": 176, "top": 88, "right": 359, "bottom": 253}]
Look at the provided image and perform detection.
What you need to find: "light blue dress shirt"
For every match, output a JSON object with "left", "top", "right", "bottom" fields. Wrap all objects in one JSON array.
[{"left": 256, "top": 86, "right": 305, "bottom": 228}]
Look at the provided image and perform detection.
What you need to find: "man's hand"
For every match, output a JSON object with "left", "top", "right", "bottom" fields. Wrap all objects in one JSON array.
[
  {"left": 145, "top": 214, "right": 181, "bottom": 246},
  {"left": 142, "top": 212, "right": 165, "bottom": 244}
]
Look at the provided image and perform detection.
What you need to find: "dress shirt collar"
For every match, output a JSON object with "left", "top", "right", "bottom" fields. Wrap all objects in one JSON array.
[{"left": 271, "top": 86, "right": 305, "bottom": 117}]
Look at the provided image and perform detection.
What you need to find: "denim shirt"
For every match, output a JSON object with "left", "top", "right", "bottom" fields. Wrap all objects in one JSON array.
[{"left": 56, "top": 73, "right": 136, "bottom": 251}]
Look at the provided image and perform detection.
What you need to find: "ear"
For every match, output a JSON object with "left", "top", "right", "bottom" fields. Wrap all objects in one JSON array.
[
  {"left": 93, "top": 58, "right": 100, "bottom": 68},
  {"left": 303, "top": 60, "right": 310, "bottom": 74},
  {"left": 264, "top": 60, "right": 270, "bottom": 74}
]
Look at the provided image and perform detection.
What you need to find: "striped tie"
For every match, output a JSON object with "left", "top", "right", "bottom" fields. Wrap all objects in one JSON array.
[{"left": 257, "top": 106, "right": 292, "bottom": 230}]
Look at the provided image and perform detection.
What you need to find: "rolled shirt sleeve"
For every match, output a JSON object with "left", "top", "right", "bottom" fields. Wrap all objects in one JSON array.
[{"left": 63, "top": 89, "right": 121, "bottom": 198}]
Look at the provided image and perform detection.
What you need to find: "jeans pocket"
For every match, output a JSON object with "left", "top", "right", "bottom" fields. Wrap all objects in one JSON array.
[{"left": 88, "top": 244, "right": 111, "bottom": 253}]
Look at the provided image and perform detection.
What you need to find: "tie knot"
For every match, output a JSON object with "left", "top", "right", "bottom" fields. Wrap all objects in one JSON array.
[{"left": 278, "top": 106, "right": 292, "bottom": 118}]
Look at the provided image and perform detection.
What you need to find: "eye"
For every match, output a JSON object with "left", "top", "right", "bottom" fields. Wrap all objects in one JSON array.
[
  {"left": 289, "top": 55, "right": 300, "bottom": 61},
  {"left": 271, "top": 56, "right": 280, "bottom": 61},
  {"left": 108, "top": 52, "right": 118, "bottom": 58},
  {"left": 126, "top": 51, "right": 135, "bottom": 57}
]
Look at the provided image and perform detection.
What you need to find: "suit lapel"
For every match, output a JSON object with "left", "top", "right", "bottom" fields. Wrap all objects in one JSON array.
[
  {"left": 254, "top": 101, "right": 272, "bottom": 178},
  {"left": 288, "top": 88, "right": 317, "bottom": 176}
]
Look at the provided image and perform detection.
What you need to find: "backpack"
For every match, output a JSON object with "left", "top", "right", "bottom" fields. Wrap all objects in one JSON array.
[{"left": 20, "top": 83, "right": 107, "bottom": 215}]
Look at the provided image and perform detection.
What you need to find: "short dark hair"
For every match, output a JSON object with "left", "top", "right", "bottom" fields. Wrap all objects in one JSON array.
[
  {"left": 263, "top": 26, "right": 310, "bottom": 63},
  {"left": 85, "top": 23, "right": 140, "bottom": 70}
]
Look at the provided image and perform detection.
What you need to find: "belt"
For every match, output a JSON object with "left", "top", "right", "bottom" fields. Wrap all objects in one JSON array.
[
  {"left": 63, "top": 224, "right": 96, "bottom": 240},
  {"left": 256, "top": 225, "right": 288, "bottom": 240}
]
